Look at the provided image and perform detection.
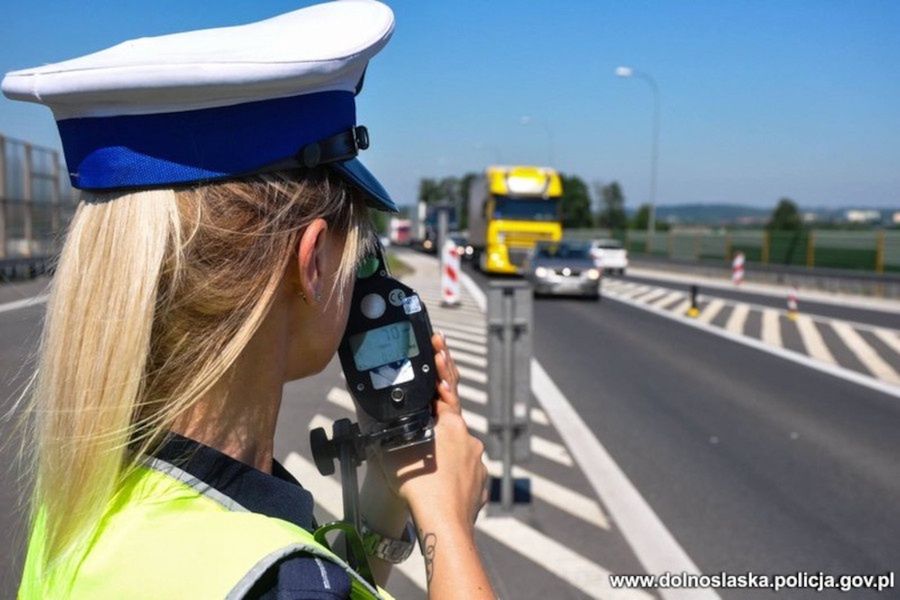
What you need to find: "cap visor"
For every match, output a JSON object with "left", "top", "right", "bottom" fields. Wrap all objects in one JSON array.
[{"left": 328, "top": 158, "right": 397, "bottom": 213}]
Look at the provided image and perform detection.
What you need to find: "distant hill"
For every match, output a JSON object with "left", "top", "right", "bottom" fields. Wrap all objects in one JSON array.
[{"left": 641, "top": 204, "right": 771, "bottom": 225}]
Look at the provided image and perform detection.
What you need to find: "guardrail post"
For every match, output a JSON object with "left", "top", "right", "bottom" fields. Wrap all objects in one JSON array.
[
  {"left": 487, "top": 281, "right": 532, "bottom": 513},
  {"left": 0, "top": 135, "right": 6, "bottom": 259}
]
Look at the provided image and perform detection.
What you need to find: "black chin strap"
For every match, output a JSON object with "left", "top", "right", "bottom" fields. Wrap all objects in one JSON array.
[{"left": 298, "top": 126, "right": 370, "bottom": 168}]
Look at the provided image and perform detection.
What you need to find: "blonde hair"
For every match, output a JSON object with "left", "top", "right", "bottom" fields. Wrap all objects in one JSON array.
[{"left": 21, "top": 169, "right": 372, "bottom": 578}]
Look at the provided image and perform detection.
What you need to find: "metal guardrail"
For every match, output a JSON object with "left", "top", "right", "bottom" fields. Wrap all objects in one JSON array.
[{"left": 0, "top": 255, "right": 54, "bottom": 282}]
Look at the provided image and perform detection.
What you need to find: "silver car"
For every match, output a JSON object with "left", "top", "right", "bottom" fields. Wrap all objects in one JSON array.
[{"left": 524, "top": 241, "right": 601, "bottom": 299}]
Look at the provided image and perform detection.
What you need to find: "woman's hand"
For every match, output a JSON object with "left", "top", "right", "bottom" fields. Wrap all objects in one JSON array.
[
  {"left": 371, "top": 332, "right": 489, "bottom": 527},
  {"left": 363, "top": 332, "right": 495, "bottom": 598}
]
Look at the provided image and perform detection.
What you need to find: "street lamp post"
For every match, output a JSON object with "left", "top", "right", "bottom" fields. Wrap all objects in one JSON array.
[{"left": 616, "top": 66, "right": 660, "bottom": 249}]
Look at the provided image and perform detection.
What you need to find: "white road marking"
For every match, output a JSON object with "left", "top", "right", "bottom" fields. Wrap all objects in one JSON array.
[
  {"left": 457, "top": 265, "right": 719, "bottom": 598},
  {"left": 435, "top": 327, "right": 486, "bottom": 344},
  {"left": 604, "top": 286, "right": 900, "bottom": 399},
  {"left": 445, "top": 337, "right": 486, "bottom": 356},
  {"left": 697, "top": 298, "right": 726, "bottom": 324},
  {"left": 831, "top": 321, "right": 900, "bottom": 385},
  {"left": 531, "top": 361, "right": 720, "bottom": 600},
  {"left": 873, "top": 328, "right": 900, "bottom": 356},
  {"left": 484, "top": 459, "right": 609, "bottom": 530},
  {"left": 635, "top": 288, "right": 670, "bottom": 305},
  {"left": 458, "top": 383, "right": 488, "bottom": 404},
  {"left": 761, "top": 309, "right": 783, "bottom": 347},
  {"left": 462, "top": 409, "right": 574, "bottom": 467},
  {"left": 284, "top": 452, "right": 429, "bottom": 592},
  {"left": 457, "top": 364, "right": 488, "bottom": 384},
  {"left": 0, "top": 294, "right": 48, "bottom": 314},
  {"left": 648, "top": 290, "right": 683, "bottom": 309},
  {"left": 530, "top": 407, "right": 550, "bottom": 426},
  {"left": 447, "top": 349, "right": 488, "bottom": 368},
  {"left": 621, "top": 286, "right": 655, "bottom": 301},
  {"left": 670, "top": 298, "right": 693, "bottom": 316},
  {"left": 795, "top": 315, "right": 836, "bottom": 364},
  {"left": 287, "top": 447, "right": 643, "bottom": 599},
  {"left": 431, "top": 319, "right": 487, "bottom": 336},
  {"left": 477, "top": 516, "right": 651, "bottom": 600},
  {"left": 724, "top": 303, "right": 749, "bottom": 335}
]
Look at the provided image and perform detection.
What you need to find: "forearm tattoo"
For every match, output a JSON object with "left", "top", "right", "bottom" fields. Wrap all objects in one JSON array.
[{"left": 419, "top": 529, "right": 437, "bottom": 585}]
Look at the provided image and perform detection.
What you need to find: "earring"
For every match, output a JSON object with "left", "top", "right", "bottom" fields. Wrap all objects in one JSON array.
[{"left": 298, "top": 290, "right": 308, "bottom": 302}]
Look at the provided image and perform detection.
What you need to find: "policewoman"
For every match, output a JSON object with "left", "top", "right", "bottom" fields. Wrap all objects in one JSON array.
[{"left": 3, "top": 1, "right": 494, "bottom": 598}]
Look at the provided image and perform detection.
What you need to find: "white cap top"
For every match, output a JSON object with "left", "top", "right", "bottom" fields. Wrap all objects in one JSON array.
[
  {"left": 0, "top": 0, "right": 398, "bottom": 211},
  {"left": 2, "top": 0, "right": 394, "bottom": 120}
]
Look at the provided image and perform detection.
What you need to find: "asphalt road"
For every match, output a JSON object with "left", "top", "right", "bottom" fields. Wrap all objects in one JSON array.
[
  {"left": 465, "top": 264, "right": 900, "bottom": 599},
  {"left": 622, "top": 272, "right": 900, "bottom": 330}
]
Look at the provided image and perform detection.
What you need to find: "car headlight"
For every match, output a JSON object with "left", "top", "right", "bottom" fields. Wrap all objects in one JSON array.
[
  {"left": 465, "top": 246, "right": 473, "bottom": 255},
  {"left": 586, "top": 268, "right": 601, "bottom": 280},
  {"left": 535, "top": 267, "right": 549, "bottom": 278}
]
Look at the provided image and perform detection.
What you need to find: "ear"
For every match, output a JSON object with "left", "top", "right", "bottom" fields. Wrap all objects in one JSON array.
[{"left": 296, "top": 218, "right": 329, "bottom": 303}]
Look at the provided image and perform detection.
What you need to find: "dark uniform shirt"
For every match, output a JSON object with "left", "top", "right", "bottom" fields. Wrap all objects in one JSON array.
[{"left": 152, "top": 433, "right": 351, "bottom": 600}]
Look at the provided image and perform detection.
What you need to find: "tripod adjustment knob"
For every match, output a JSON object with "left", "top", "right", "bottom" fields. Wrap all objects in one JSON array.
[{"left": 309, "top": 427, "right": 336, "bottom": 476}]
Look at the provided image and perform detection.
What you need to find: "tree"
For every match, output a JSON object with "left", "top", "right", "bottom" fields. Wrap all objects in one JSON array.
[
  {"left": 767, "top": 198, "right": 802, "bottom": 231},
  {"left": 457, "top": 172, "right": 479, "bottom": 230},
  {"left": 558, "top": 174, "right": 593, "bottom": 228},
  {"left": 595, "top": 181, "right": 628, "bottom": 230},
  {"left": 631, "top": 204, "right": 669, "bottom": 231},
  {"left": 417, "top": 178, "right": 444, "bottom": 204}
]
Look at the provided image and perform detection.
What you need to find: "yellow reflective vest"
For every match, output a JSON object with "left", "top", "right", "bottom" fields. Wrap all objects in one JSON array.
[{"left": 19, "top": 460, "right": 392, "bottom": 599}]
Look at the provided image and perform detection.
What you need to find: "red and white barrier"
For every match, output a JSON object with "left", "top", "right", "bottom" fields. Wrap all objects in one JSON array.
[
  {"left": 441, "top": 239, "right": 461, "bottom": 306},
  {"left": 787, "top": 287, "right": 798, "bottom": 319},
  {"left": 732, "top": 252, "right": 745, "bottom": 286}
]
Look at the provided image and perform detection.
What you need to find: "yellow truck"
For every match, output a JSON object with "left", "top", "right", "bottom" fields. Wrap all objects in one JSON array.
[{"left": 467, "top": 165, "right": 563, "bottom": 274}]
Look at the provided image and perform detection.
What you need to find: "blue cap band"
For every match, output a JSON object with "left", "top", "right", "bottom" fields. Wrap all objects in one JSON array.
[{"left": 57, "top": 90, "right": 356, "bottom": 190}]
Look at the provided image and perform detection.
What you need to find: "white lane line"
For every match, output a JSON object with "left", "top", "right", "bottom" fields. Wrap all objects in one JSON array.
[
  {"left": 831, "top": 321, "right": 900, "bottom": 385},
  {"left": 458, "top": 383, "right": 488, "bottom": 405},
  {"left": 761, "top": 309, "right": 783, "bottom": 347},
  {"left": 477, "top": 516, "right": 651, "bottom": 600},
  {"left": 724, "top": 303, "right": 749, "bottom": 335},
  {"left": 648, "top": 290, "right": 683, "bottom": 309},
  {"left": 448, "top": 349, "right": 488, "bottom": 368},
  {"left": 531, "top": 361, "right": 720, "bottom": 600},
  {"left": 604, "top": 285, "right": 900, "bottom": 398},
  {"left": 445, "top": 337, "right": 486, "bottom": 356},
  {"left": 670, "top": 298, "right": 692, "bottom": 316},
  {"left": 873, "top": 328, "right": 900, "bottom": 356},
  {"left": 457, "top": 364, "right": 488, "bottom": 384},
  {"left": 697, "top": 298, "right": 726, "bottom": 324},
  {"left": 795, "top": 315, "right": 836, "bottom": 364},
  {"left": 284, "top": 452, "right": 428, "bottom": 592},
  {"left": 462, "top": 409, "right": 573, "bottom": 467},
  {"left": 484, "top": 459, "right": 609, "bottom": 530},
  {"left": 458, "top": 267, "right": 718, "bottom": 598},
  {"left": 0, "top": 294, "right": 49, "bottom": 314},
  {"left": 635, "top": 288, "right": 670, "bottom": 305}
]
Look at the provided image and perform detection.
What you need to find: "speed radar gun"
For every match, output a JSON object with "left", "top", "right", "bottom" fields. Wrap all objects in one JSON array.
[{"left": 310, "top": 238, "right": 436, "bottom": 572}]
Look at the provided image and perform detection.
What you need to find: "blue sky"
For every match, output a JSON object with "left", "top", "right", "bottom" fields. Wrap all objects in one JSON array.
[{"left": 1, "top": 1, "right": 898, "bottom": 209}]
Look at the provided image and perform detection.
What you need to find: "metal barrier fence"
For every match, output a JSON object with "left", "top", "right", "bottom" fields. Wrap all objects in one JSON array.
[
  {"left": 1, "top": 134, "right": 78, "bottom": 260},
  {"left": 565, "top": 228, "right": 900, "bottom": 274}
]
